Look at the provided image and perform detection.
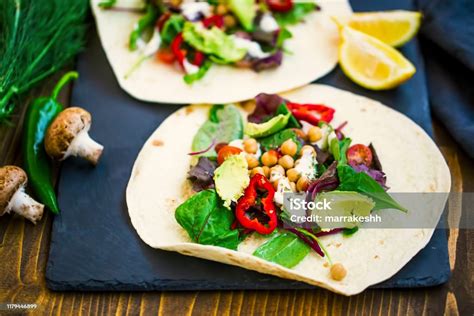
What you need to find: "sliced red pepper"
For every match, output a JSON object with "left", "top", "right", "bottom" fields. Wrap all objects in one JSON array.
[
  {"left": 286, "top": 102, "right": 335, "bottom": 125},
  {"left": 235, "top": 174, "right": 278, "bottom": 235},
  {"left": 156, "top": 48, "right": 175, "bottom": 64},
  {"left": 171, "top": 33, "right": 205, "bottom": 70},
  {"left": 171, "top": 33, "right": 186, "bottom": 69},
  {"left": 202, "top": 15, "right": 224, "bottom": 28},
  {"left": 266, "top": 0, "right": 293, "bottom": 12}
]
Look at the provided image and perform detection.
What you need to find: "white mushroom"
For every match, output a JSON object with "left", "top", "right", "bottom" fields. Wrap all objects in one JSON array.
[
  {"left": 45, "top": 107, "right": 104, "bottom": 165},
  {"left": 0, "top": 166, "right": 44, "bottom": 224}
]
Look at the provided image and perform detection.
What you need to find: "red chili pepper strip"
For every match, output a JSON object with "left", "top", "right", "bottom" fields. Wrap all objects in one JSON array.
[
  {"left": 192, "top": 51, "right": 205, "bottom": 66},
  {"left": 171, "top": 33, "right": 186, "bottom": 69},
  {"left": 286, "top": 102, "right": 335, "bottom": 125},
  {"left": 235, "top": 174, "right": 278, "bottom": 235},
  {"left": 202, "top": 15, "right": 224, "bottom": 28},
  {"left": 266, "top": 0, "right": 293, "bottom": 12}
]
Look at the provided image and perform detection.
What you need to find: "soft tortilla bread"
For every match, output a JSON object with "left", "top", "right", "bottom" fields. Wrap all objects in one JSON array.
[
  {"left": 126, "top": 84, "right": 451, "bottom": 295},
  {"left": 91, "top": 0, "right": 352, "bottom": 104}
]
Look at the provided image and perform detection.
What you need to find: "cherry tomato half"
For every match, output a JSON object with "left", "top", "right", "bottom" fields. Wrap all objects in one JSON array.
[
  {"left": 266, "top": 0, "right": 293, "bottom": 12},
  {"left": 217, "top": 146, "right": 242, "bottom": 165},
  {"left": 156, "top": 49, "right": 175, "bottom": 64},
  {"left": 346, "top": 144, "right": 373, "bottom": 167}
]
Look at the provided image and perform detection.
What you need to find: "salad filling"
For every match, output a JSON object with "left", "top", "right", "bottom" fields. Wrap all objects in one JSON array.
[
  {"left": 176, "top": 93, "right": 407, "bottom": 279},
  {"left": 99, "top": 0, "right": 320, "bottom": 83}
]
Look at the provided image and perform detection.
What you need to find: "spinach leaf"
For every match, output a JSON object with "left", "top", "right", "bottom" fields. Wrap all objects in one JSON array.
[
  {"left": 175, "top": 189, "right": 240, "bottom": 249},
  {"left": 337, "top": 164, "right": 407, "bottom": 212},
  {"left": 192, "top": 104, "right": 243, "bottom": 157},
  {"left": 253, "top": 232, "right": 310, "bottom": 268},
  {"left": 276, "top": 103, "right": 301, "bottom": 128},
  {"left": 275, "top": 3, "right": 317, "bottom": 26},
  {"left": 276, "top": 27, "right": 293, "bottom": 48},
  {"left": 259, "top": 128, "right": 302, "bottom": 152},
  {"left": 161, "top": 14, "right": 185, "bottom": 45},
  {"left": 343, "top": 226, "right": 359, "bottom": 236}
]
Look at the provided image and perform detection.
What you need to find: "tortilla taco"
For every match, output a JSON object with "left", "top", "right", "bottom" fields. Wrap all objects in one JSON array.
[
  {"left": 91, "top": 0, "right": 352, "bottom": 103},
  {"left": 126, "top": 84, "right": 450, "bottom": 295}
]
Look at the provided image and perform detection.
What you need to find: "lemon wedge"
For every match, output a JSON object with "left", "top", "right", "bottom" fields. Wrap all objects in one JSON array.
[
  {"left": 339, "top": 26, "right": 416, "bottom": 90},
  {"left": 334, "top": 11, "right": 422, "bottom": 47}
]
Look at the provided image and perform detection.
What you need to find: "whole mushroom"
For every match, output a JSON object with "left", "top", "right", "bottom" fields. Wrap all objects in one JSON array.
[
  {"left": 45, "top": 107, "right": 104, "bottom": 165},
  {"left": 0, "top": 166, "right": 44, "bottom": 224}
]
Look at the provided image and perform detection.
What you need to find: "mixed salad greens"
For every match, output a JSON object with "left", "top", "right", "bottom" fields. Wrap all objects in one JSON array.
[
  {"left": 176, "top": 93, "right": 407, "bottom": 271},
  {"left": 99, "top": 0, "right": 319, "bottom": 83}
]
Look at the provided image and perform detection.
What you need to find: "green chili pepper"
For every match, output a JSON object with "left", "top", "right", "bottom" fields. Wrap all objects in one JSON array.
[
  {"left": 22, "top": 71, "right": 78, "bottom": 214},
  {"left": 129, "top": 4, "right": 160, "bottom": 51}
]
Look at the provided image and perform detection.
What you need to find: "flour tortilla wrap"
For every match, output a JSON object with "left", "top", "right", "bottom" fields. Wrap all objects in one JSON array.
[
  {"left": 126, "top": 84, "right": 451, "bottom": 295},
  {"left": 91, "top": 0, "right": 352, "bottom": 104}
]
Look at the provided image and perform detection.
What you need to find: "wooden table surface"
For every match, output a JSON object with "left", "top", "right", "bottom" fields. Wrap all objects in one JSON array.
[{"left": 0, "top": 74, "right": 472, "bottom": 315}]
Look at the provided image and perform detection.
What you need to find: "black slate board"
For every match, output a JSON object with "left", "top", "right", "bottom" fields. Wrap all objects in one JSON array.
[{"left": 46, "top": 0, "right": 450, "bottom": 291}]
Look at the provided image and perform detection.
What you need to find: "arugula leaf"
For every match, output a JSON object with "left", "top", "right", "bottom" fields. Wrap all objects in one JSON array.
[
  {"left": 337, "top": 164, "right": 407, "bottom": 212},
  {"left": 129, "top": 4, "right": 159, "bottom": 51},
  {"left": 183, "top": 60, "right": 212, "bottom": 84},
  {"left": 192, "top": 104, "right": 243, "bottom": 157},
  {"left": 343, "top": 226, "right": 359, "bottom": 236},
  {"left": 98, "top": 0, "right": 116, "bottom": 8},
  {"left": 161, "top": 14, "right": 185, "bottom": 45},
  {"left": 259, "top": 128, "right": 302, "bottom": 152},
  {"left": 274, "top": 3, "right": 317, "bottom": 26},
  {"left": 253, "top": 232, "right": 310, "bottom": 268},
  {"left": 175, "top": 189, "right": 240, "bottom": 249},
  {"left": 276, "top": 103, "right": 301, "bottom": 128}
]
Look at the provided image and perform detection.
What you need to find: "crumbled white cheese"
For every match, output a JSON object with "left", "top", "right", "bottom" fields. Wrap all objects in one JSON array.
[
  {"left": 260, "top": 13, "right": 279, "bottom": 33},
  {"left": 181, "top": 2, "right": 211, "bottom": 20},
  {"left": 233, "top": 37, "right": 271, "bottom": 59},
  {"left": 183, "top": 59, "right": 199, "bottom": 75},
  {"left": 274, "top": 177, "right": 293, "bottom": 205},
  {"left": 295, "top": 150, "right": 317, "bottom": 180},
  {"left": 143, "top": 29, "right": 162, "bottom": 57}
]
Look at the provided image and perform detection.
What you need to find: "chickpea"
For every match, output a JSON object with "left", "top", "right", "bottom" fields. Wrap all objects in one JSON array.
[
  {"left": 330, "top": 263, "right": 347, "bottom": 281},
  {"left": 293, "top": 128, "right": 307, "bottom": 141},
  {"left": 246, "top": 154, "right": 259, "bottom": 169},
  {"left": 286, "top": 168, "right": 300, "bottom": 183},
  {"left": 296, "top": 176, "right": 310, "bottom": 192},
  {"left": 243, "top": 138, "right": 258, "bottom": 154},
  {"left": 216, "top": 4, "right": 228, "bottom": 15},
  {"left": 250, "top": 167, "right": 264, "bottom": 177},
  {"left": 300, "top": 145, "right": 316, "bottom": 157},
  {"left": 278, "top": 155, "right": 294, "bottom": 169},
  {"left": 280, "top": 139, "right": 297, "bottom": 156},
  {"left": 289, "top": 181, "right": 296, "bottom": 192},
  {"left": 262, "top": 166, "right": 270, "bottom": 178},
  {"left": 308, "top": 126, "right": 323, "bottom": 143},
  {"left": 223, "top": 15, "right": 236, "bottom": 28},
  {"left": 261, "top": 150, "right": 278, "bottom": 167}
]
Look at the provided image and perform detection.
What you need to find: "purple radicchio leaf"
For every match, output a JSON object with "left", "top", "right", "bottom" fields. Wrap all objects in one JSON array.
[
  {"left": 369, "top": 143, "right": 383, "bottom": 171},
  {"left": 251, "top": 14, "right": 279, "bottom": 46},
  {"left": 312, "top": 144, "right": 331, "bottom": 165},
  {"left": 247, "top": 93, "right": 286, "bottom": 123},
  {"left": 252, "top": 50, "right": 283, "bottom": 72},
  {"left": 306, "top": 161, "right": 340, "bottom": 203},
  {"left": 286, "top": 227, "right": 324, "bottom": 257},
  {"left": 187, "top": 157, "right": 217, "bottom": 192}
]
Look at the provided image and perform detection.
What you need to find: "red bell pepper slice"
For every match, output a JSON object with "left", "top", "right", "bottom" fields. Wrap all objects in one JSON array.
[
  {"left": 266, "top": 0, "right": 293, "bottom": 12},
  {"left": 202, "top": 15, "right": 224, "bottom": 28},
  {"left": 235, "top": 174, "right": 278, "bottom": 235},
  {"left": 286, "top": 102, "right": 335, "bottom": 125},
  {"left": 171, "top": 33, "right": 205, "bottom": 70}
]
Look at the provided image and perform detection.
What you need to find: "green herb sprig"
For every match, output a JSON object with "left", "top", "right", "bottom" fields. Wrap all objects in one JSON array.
[{"left": 0, "top": 0, "right": 88, "bottom": 123}]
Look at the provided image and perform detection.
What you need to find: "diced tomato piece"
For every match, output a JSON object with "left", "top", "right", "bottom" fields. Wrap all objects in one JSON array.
[
  {"left": 217, "top": 146, "right": 242, "bottom": 165},
  {"left": 347, "top": 144, "right": 373, "bottom": 167}
]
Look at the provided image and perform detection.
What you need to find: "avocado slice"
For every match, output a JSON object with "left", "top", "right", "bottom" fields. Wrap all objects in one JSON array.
[
  {"left": 228, "top": 0, "right": 257, "bottom": 32},
  {"left": 244, "top": 113, "right": 290, "bottom": 138}
]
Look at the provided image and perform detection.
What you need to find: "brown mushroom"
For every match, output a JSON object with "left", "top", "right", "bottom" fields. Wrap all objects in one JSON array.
[
  {"left": 0, "top": 166, "right": 44, "bottom": 224},
  {"left": 45, "top": 107, "right": 104, "bottom": 165}
]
